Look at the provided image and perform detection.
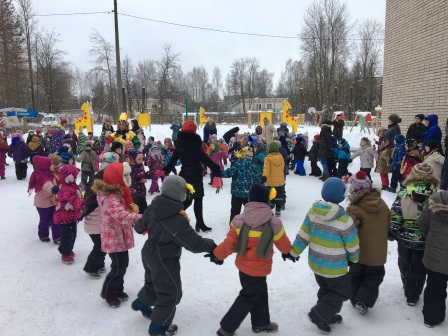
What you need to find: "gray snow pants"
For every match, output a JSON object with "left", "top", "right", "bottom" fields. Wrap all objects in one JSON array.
[{"left": 138, "top": 242, "right": 182, "bottom": 326}]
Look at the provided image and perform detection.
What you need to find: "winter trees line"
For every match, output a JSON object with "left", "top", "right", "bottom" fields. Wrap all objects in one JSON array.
[{"left": 0, "top": 0, "right": 383, "bottom": 122}]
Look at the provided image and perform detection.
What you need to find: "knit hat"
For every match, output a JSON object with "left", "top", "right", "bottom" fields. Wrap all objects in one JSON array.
[
  {"left": 411, "top": 162, "right": 433, "bottom": 176},
  {"left": 338, "top": 138, "right": 347, "bottom": 145},
  {"left": 321, "top": 177, "right": 346, "bottom": 204},
  {"left": 394, "top": 134, "right": 405, "bottom": 143},
  {"left": 415, "top": 114, "right": 425, "bottom": 122},
  {"left": 268, "top": 141, "right": 279, "bottom": 153},
  {"left": 111, "top": 141, "right": 123, "bottom": 152},
  {"left": 161, "top": 175, "right": 187, "bottom": 203},
  {"left": 85, "top": 142, "right": 92, "bottom": 147},
  {"left": 348, "top": 171, "right": 372, "bottom": 194},
  {"left": 314, "top": 134, "right": 320, "bottom": 141},
  {"left": 388, "top": 113, "right": 402, "bottom": 124},
  {"left": 58, "top": 164, "right": 80, "bottom": 184},
  {"left": 36, "top": 129, "right": 42, "bottom": 136},
  {"left": 103, "top": 152, "right": 118, "bottom": 164},
  {"left": 60, "top": 151, "right": 74, "bottom": 165},
  {"left": 103, "top": 162, "right": 134, "bottom": 206},
  {"left": 181, "top": 120, "right": 197, "bottom": 134},
  {"left": 248, "top": 184, "right": 269, "bottom": 204},
  {"left": 240, "top": 146, "right": 254, "bottom": 160}
]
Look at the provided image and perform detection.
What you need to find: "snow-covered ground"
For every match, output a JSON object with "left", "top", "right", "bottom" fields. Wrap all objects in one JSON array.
[{"left": 1, "top": 123, "right": 447, "bottom": 336}]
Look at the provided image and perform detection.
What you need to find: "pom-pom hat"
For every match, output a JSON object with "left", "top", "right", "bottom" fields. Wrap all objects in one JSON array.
[
  {"left": 348, "top": 171, "right": 372, "bottom": 194},
  {"left": 411, "top": 162, "right": 433, "bottom": 176},
  {"left": 248, "top": 184, "right": 269, "bottom": 204},
  {"left": 181, "top": 120, "right": 197, "bottom": 134}
]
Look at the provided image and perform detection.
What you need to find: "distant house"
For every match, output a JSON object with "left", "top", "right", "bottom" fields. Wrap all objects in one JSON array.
[
  {"left": 131, "top": 98, "right": 185, "bottom": 116},
  {"left": 230, "top": 97, "right": 288, "bottom": 113}
]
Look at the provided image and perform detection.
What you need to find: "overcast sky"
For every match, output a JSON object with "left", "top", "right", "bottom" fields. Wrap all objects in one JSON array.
[{"left": 33, "top": 0, "right": 386, "bottom": 84}]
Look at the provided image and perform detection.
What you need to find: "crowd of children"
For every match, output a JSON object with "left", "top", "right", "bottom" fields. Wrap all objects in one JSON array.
[{"left": 1, "top": 112, "right": 448, "bottom": 335}]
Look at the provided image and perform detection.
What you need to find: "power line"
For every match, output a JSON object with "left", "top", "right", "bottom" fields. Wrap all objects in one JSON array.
[
  {"left": 35, "top": 11, "right": 112, "bottom": 17},
  {"left": 34, "top": 11, "right": 385, "bottom": 41}
]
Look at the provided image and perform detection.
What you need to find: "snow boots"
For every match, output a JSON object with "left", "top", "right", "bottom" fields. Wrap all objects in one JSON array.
[
  {"left": 354, "top": 301, "right": 368, "bottom": 314},
  {"left": 252, "top": 322, "right": 279, "bottom": 333},
  {"left": 308, "top": 311, "right": 331, "bottom": 334},
  {"left": 104, "top": 292, "right": 128, "bottom": 308},
  {"left": 148, "top": 323, "right": 178, "bottom": 336},
  {"left": 131, "top": 298, "right": 152, "bottom": 318}
]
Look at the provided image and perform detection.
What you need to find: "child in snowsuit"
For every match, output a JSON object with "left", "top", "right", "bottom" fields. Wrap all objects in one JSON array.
[
  {"left": 309, "top": 134, "right": 322, "bottom": 177},
  {"left": 221, "top": 146, "right": 261, "bottom": 223},
  {"left": 350, "top": 137, "right": 377, "bottom": 181},
  {"left": 346, "top": 171, "right": 390, "bottom": 314},
  {"left": 212, "top": 184, "right": 294, "bottom": 336},
  {"left": 132, "top": 176, "right": 217, "bottom": 336},
  {"left": 419, "top": 189, "right": 448, "bottom": 328},
  {"left": 400, "top": 138, "right": 423, "bottom": 179},
  {"left": 388, "top": 134, "right": 406, "bottom": 193},
  {"left": 53, "top": 165, "right": 84, "bottom": 264},
  {"left": 145, "top": 144, "right": 163, "bottom": 194},
  {"left": 290, "top": 177, "right": 360, "bottom": 333},
  {"left": 389, "top": 163, "right": 438, "bottom": 306},
  {"left": 92, "top": 162, "right": 142, "bottom": 307},
  {"left": 337, "top": 138, "right": 351, "bottom": 179},
  {"left": 28, "top": 156, "right": 61, "bottom": 243},
  {"left": 0, "top": 133, "right": 9, "bottom": 179},
  {"left": 262, "top": 142, "right": 285, "bottom": 217},
  {"left": 79, "top": 171, "right": 107, "bottom": 279},
  {"left": 292, "top": 135, "right": 308, "bottom": 176},
  {"left": 208, "top": 141, "right": 229, "bottom": 184},
  {"left": 375, "top": 139, "right": 393, "bottom": 190},
  {"left": 253, "top": 142, "right": 267, "bottom": 176},
  {"left": 128, "top": 150, "right": 155, "bottom": 214},
  {"left": 161, "top": 138, "right": 176, "bottom": 176},
  {"left": 8, "top": 133, "right": 29, "bottom": 180},
  {"left": 76, "top": 142, "right": 98, "bottom": 190},
  {"left": 28, "top": 136, "right": 46, "bottom": 170}
]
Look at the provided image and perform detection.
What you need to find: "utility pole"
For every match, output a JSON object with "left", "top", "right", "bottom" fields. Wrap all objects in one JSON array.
[{"left": 113, "top": 0, "right": 122, "bottom": 121}]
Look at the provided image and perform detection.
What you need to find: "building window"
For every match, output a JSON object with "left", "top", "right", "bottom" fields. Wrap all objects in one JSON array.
[
  {"left": 256, "top": 104, "right": 262, "bottom": 111},
  {"left": 267, "top": 103, "right": 272, "bottom": 110}
]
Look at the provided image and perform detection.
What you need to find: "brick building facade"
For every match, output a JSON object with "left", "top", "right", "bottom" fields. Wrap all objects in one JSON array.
[{"left": 382, "top": 0, "right": 448, "bottom": 138}]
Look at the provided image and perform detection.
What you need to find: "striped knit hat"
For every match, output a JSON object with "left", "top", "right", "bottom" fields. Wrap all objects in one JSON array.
[
  {"left": 348, "top": 171, "right": 372, "bottom": 194},
  {"left": 411, "top": 163, "right": 433, "bottom": 176}
]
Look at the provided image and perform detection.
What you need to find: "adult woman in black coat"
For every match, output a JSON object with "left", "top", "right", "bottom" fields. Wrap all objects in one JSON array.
[
  {"left": 384, "top": 113, "right": 402, "bottom": 148},
  {"left": 164, "top": 120, "right": 221, "bottom": 232},
  {"left": 317, "top": 121, "right": 333, "bottom": 181},
  {"left": 223, "top": 126, "right": 240, "bottom": 144}
]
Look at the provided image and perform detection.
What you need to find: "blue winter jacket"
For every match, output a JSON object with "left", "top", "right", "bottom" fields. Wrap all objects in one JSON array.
[
  {"left": 391, "top": 142, "right": 406, "bottom": 171},
  {"left": 423, "top": 114, "right": 442, "bottom": 148},
  {"left": 338, "top": 141, "right": 351, "bottom": 160}
]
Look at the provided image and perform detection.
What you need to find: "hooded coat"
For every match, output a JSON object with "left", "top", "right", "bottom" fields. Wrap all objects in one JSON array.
[
  {"left": 134, "top": 195, "right": 215, "bottom": 259},
  {"left": 318, "top": 124, "right": 333, "bottom": 159},
  {"left": 375, "top": 145, "right": 393, "bottom": 174},
  {"left": 203, "top": 120, "right": 217, "bottom": 143},
  {"left": 8, "top": 137, "right": 29, "bottom": 163},
  {"left": 214, "top": 202, "right": 291, "bottom": 277},
  {"left": 291, "top": 201, "right": 360, "bottom": 278},
  {"left": 223, "top": 127, "right": 240, "bottom": 144},
  {"left": 164, "top": 131, "right": 221, "bottom": 198},
  {"left": 53, "top": 166, "right": 83, "bottom": 225},
  {"left": 389, "top": 173, "right": 439, "bottom": 250},
  {"left": 423, "top": 114, "right": 442, "bottom": 148},
  {"left": 346, "top": 190, "right": 390, "bottom": 266},
  {"left": 351, "top": 142, "right": 378, "bottom": 168},
  {"left": 384, "top": 123, "right": 401, "bottom": 148},
  {"left": 263, "top": 152, "right": 285, "bottom": 186},
  {"left": 419, "top": 191, "right": 448, "bottom": 275},
  {"left": 93, "top": 179, "right": 141, "bottom": 253}
]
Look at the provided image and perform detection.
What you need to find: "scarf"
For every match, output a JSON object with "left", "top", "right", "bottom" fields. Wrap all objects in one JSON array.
[{"left": 234, "top": 220, "right": 274, "bottom": 259}]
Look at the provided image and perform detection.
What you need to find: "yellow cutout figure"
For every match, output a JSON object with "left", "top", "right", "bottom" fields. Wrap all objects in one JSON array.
[
  {"left": 282, "top": 101, "right": 298, "bottom": 133},
  {"left": 199, "top": 106, "right": 209, "bottom": 128},
  {"left": 75, "top": 102, "right": 94, "bottom": 133}
]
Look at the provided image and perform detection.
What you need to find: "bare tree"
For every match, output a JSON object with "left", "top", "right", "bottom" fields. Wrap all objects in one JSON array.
[
  {"left": 135, "top": 59, "right": 157, "bottom": 98},
  {"left": 300, "top": 0, "right": 352, "bottom": 110},
  {"left": 16, "top": 0, "right": 37, "bottom": 109},
  {"left": 186, "top": 65, "right": 208, "bottom": 106},
  {"left": 255, "top": 68, "right": 274, "bottom": 98},
  {"left": 89, "top": 29, "right": 116, "bottom": 116},
  {"left": 228, "top": 58, "right": 248, "bottom": 113},
  {"left": 156, "top": 44, "right": 180, "bottom": 122},
  {"left": 121, "top": 55, "right": 136, "bottom": 113},
  {"left": 276, "top": 59, "right": 306, "bottom": 111}
]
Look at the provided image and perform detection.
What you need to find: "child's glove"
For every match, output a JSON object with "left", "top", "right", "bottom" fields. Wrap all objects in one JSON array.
[
  {"left": 261, "top": 176, "right": 267, "bottom": 183},
  {"left": 51, "top": 185, "right": 60, "bottom": 194},
  {"left": 126, "top": 203, "right": 139, "bottom": 214},
  {"left": 204, "top": 252, "right": 223, "bottom": 265},
  {"left": 282, "top": 253, "right": 300, "bottom": 263},
  {"left": 156, "top": 170, "right": 166, "bottom": 178}
]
